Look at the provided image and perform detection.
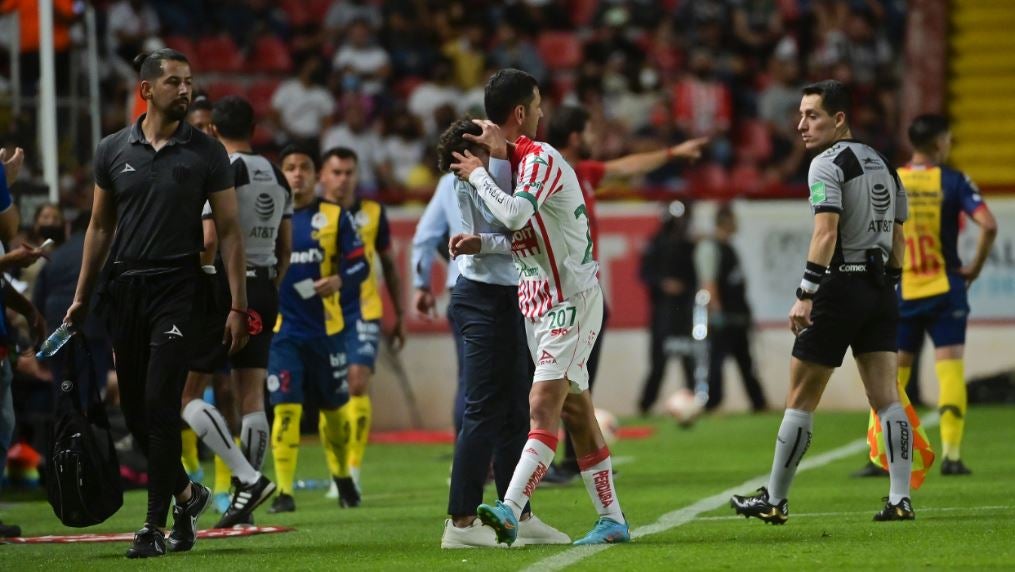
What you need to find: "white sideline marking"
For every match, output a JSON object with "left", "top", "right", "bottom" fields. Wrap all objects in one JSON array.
[{"left": 523, "top": 412, "right": 940, "bottom": 572}]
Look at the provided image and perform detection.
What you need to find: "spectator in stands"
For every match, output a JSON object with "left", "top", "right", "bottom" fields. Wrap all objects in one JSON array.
[
  {"left": 325, "top": 0, "right": 382, "bottom": 35},
  {"left": 18, "top": 203, "right": 65, "bottom": 297},
  {"left": 271, "top": 56, "right": 335, "bottom": 155},
  {"left": 408, "top": 57, "right": 463, "bottom": 137},
  {"left": 759, "top": 38, "right": 808, "bottom": 183},
  {"left": 383, "top": 7, "right": 438, "bottom": 78},
  {"left": 381, "top": 110, "right": 425, "bottom": 190},
  {"left": 320, "top": 95, "right": 393, "bottom": 197},
  {"left": 442, "top": 20, "right": 488, "bottom": 90},
  {"left": 106, "top": 0, "right": 161, "bottom": 80},
  {"left": 730, "top": 0, "right": 784, "bottom": 58},
  {"left": 1, "top": 0, "right": 77, "bottom": 95},
  {"left": 843, "top": 8, "right": 894, "bottom": 88},
  {"left": 489, "top": 22, "right": 547, "bottom": 86},
  {"left": 332, "top": 18, "right": 391, "bottom": 97},
  {"left": 672, "top": 49, "right": 733, "bottom": 165}
]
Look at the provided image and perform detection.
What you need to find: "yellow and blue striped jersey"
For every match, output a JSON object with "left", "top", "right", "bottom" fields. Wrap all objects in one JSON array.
[
  {"left": 346, "top": 198, "right": 391, "bottom": 321},
  {"left": 275, "top": 198, "right": 367, "bottom": 339}
]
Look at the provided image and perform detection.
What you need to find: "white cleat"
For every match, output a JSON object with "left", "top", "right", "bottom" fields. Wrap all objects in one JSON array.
[
  {"left": 325, "top": 479, "right": 339, "bottom": 499},
  {"left": 517, "top": 514, "right": 571, "bottom": 546},
  {"left": 440, "top": 519, "right": 506, "bottom": 549}
]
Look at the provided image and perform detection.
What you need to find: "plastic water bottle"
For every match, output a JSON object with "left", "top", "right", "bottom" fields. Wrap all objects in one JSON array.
[{"left": 36, "top": 323, "right": 75, "bottom": 359}]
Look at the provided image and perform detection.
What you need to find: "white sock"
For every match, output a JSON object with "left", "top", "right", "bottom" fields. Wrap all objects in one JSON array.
[
  {"left": 503, "top": 430, "right": 557, "bottom": 520},
  {"left": 182, "top": 399, "right": 260, "bottom": 485},
  {"left": 878, "top": 403, "right": 912, "bottom": 504},
  {"left": 578, "top": 446, "right": 625, "bottom": 523},
  {"left": 350, "top": 466, "right": 361, "bottom": 491},
  {"left": 241, "top": 411, "right": 270, "bottom": 471},
  {"left": 767, "top": 408, "right": 813, "bottom": 504}
]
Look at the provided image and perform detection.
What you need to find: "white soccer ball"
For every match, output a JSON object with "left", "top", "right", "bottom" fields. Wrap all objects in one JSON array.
[
  {"left": 665, "top": 388, "right": 704, "bottom": 428},
  {"left": 595, "top": 408, "right": 619, "bottom": 445}
]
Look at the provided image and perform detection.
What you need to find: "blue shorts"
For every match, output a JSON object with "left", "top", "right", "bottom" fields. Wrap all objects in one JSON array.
[
  {"left": 897, "top": 273, "right": 970, "bottom": 353},
  {"left": 267, "top": 335, "right": 349, "bottom": 409},
  {"left": 340, "top": 317, "right": 381, "bottom": 369}
]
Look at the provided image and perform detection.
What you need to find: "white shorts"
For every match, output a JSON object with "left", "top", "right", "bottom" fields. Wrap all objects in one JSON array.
[{"left": 525, "top": 286, "right": 603, "bottom": 393}]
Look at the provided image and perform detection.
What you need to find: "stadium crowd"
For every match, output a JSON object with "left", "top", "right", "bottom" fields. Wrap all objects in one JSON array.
[{"left": 2, "top": 0, "right": 907, "bottom": 205}]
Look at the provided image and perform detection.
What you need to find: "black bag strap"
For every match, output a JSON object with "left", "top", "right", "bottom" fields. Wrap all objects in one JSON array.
[{"left": 57, "top": 335, "right": 110, "bottom": 429}]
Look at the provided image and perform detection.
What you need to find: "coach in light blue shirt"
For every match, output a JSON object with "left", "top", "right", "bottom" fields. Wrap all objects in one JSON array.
[{"left": 434, "top": 121, "right": 537, "bottom": 547}]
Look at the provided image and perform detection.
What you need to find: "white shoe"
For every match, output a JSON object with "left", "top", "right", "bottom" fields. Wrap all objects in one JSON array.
[
  {"left": 325, "top": 480, "right": 338, "bottom": 499},
  {"left": 440, "top": 519, "right": 506, "bottom": 549},
  {"left": 517, "top": 514, "right": 571, "bottom": 545}
]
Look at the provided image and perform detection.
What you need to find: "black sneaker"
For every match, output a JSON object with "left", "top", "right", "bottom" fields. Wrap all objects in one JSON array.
[
  {"left": 335, "top": 476, "right": 361, "bottom": 508},
  {"left": 0, "top": 520, "right": 21, "bottom": 538},
  {"left": 268, "top": 492, "right": 296, "bottom": 513},
  {"left": 873, "top": 497, "right": 915, "bottom": 521},
  {"left": 167, "top": 482, "right": 212, "bottom": 552},
  {"left": 941, "top": 459, "right": 972, "bottom": 476},
  {"left": 214, "top": 475, "right": 277, "bottom": 528},
  {"left": 730, "top": 487, "right": 789, "bottom": 525},
  {"left": 851, "top": 461, "right": 889, "bottom": 478},
  {"left": 541, "top": 464, "right": 579, "bottom": 486},
  {"left": 125, "top": 524, "right": 167, "bottom": 559}
]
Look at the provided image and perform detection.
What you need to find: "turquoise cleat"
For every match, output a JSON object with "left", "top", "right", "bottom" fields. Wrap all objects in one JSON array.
[
  {"left": 213, "top": 491, "right": 231, "bottom": 514},
  {"left": 476, "top": 501, "right": 519, "bottom": 546},
  {"left": 572, "top": 517, "right": 631, "bottom": 545}
]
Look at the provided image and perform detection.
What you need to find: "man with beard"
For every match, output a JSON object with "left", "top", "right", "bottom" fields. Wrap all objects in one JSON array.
[{"left": 64, "top": 49, "right": 250, "bottom": 558}]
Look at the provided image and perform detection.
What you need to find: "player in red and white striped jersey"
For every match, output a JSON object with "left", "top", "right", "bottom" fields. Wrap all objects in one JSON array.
[{"left": 448, "top": 69, "right": 629, "bottom": 546}]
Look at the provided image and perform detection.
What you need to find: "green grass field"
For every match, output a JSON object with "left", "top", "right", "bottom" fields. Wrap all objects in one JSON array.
[{"left": 1, "top": 406, "right": 1013, "bottom": 570}]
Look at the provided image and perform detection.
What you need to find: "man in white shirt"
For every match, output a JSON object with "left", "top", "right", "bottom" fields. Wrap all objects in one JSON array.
[{"left": 271, "top": 58, "right": 335, "bottom": 149}]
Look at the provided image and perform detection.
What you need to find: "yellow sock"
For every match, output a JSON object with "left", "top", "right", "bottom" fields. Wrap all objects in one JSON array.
[
  {"left": 213, "top": 439, "right": 239, "bottom": 494},
  {"left": 271, "top": 403, "right": 302, "bottom": 494},
  {"left": 320, "top": 411, "right": 342, "bottom": 478},
  {"left": 181, "top": 428, "right": 200, "bottom": 475},
  {"left": 320, "top": 407, "right": 350, "bottom": 478},
  {"left": 936, "top": 359, "right": 966, "bottom": 461},
  {"left": 346, "top": 395, "right": 372, "bottom": 472}
]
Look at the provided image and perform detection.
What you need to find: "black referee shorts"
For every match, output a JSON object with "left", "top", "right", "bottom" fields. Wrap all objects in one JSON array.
[
  {"left": 189, "top": 268, "right": 279, "bottom": 372},
  {"left": 792, "top": 271, "right": 898, "bottom": 368}
]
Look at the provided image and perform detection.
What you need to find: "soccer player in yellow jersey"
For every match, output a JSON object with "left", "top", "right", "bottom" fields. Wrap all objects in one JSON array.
[
  {"left": 319, "top": 147, "right": 406, "bottom": 502},
  {"left": 892, "top": 114, "right": 997, "bottom": 475}
]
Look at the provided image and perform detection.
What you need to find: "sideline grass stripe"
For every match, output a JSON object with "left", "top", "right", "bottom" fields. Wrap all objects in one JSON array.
[{"left": 524, "top": 412, "right": 940, "bottom": 572}]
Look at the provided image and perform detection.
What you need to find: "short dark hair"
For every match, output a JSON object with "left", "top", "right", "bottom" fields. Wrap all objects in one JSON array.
[
  {"left": 908, "top": 114, "right": 950, "bottom": 150},
  {"left": 132, "top": 48, "right": 190, "bottom": 81},
  {"left": 280, "top": 143, "right": 320, "bottom": 171},
  {"left": 189, "top": 92, "right": 213, "bottom": 113},
  {"left": 321, "top": 147, "right": 359, "bottom": 165},
  {"left": 546, "top": 106, "right": 589, "bottom": 149},
  {"left": 437, "top": 119, "right": 483, "bottom": 172},
  {"left": 802, "top": 79, "right": 851, "bottom": 119},
  {"left": 484, "top": 68, "right": 539, "bottom": 125},
  {"left": 715, "top": 202, "right": 734, "bottom": 224},
  {"left": 212, "top": 95, "right": 255, "bottom": 140}
]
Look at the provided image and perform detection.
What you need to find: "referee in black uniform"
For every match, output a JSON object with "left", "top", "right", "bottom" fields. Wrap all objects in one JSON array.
[
  {"left": 64, "top": 49, "right": 250, "bottom": 558},
  {"left": 729, "top": 80, "right": 915, "bottom": 523}
]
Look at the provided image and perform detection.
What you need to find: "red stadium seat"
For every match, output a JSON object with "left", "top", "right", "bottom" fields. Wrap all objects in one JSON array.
[
  {"left": 246, "top": 35, "right": 293, "bottom": 74},
  {"left": 393, "top": 76, "right": 425, "bottom": 100},
  {"left": 568, "top": 0, "right": 598, "bottom": 27},
  {"left": 687, "top": 163, "right": 730, "bottom": 196},
  {"left": 248, "top": 79, "right": 282, "bottom": 118},
  {"left": 279, "top": 0, "right": 311, "bottom": 28},
  {"left": 251, "top": 124, "right": 275, "bottom": 149},
  {"left": 735, "top": 119, "right": 773, "bottom": 162},
  {"left": 537, "top": 32, "right": 583, "bottom": 71},
  {"left": 163, "top": 36, "right": 197, "bottom": 63},
  {"left": 206, "top": 81, "right": 244, "bottom": 103},
  {"left": 197, "top": 35, "right": 245, "bottom": 73},
  {"left": 730, "top": 161, "right": 762, "bottom": 194},
  {"left": 308, "top": 0, "right": 332, "bottom": 22}
]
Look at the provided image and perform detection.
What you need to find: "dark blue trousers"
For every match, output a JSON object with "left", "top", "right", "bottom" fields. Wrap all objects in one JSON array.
[{"left": 446, "top": 277, "right": 531, "bottom": 516}]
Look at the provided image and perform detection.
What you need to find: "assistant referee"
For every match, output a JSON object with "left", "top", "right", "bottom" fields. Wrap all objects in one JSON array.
[
  {"left": 64, "top": 49, "right": 250, "bottom": 558},
  {"left": 730, "top": 80, "right": 914, "bottom": 523}
]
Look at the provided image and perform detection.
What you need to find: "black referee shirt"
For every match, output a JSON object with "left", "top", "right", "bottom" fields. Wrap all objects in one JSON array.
[{"left": 93, "top": 114, "right": 233, "bottom": 262}]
